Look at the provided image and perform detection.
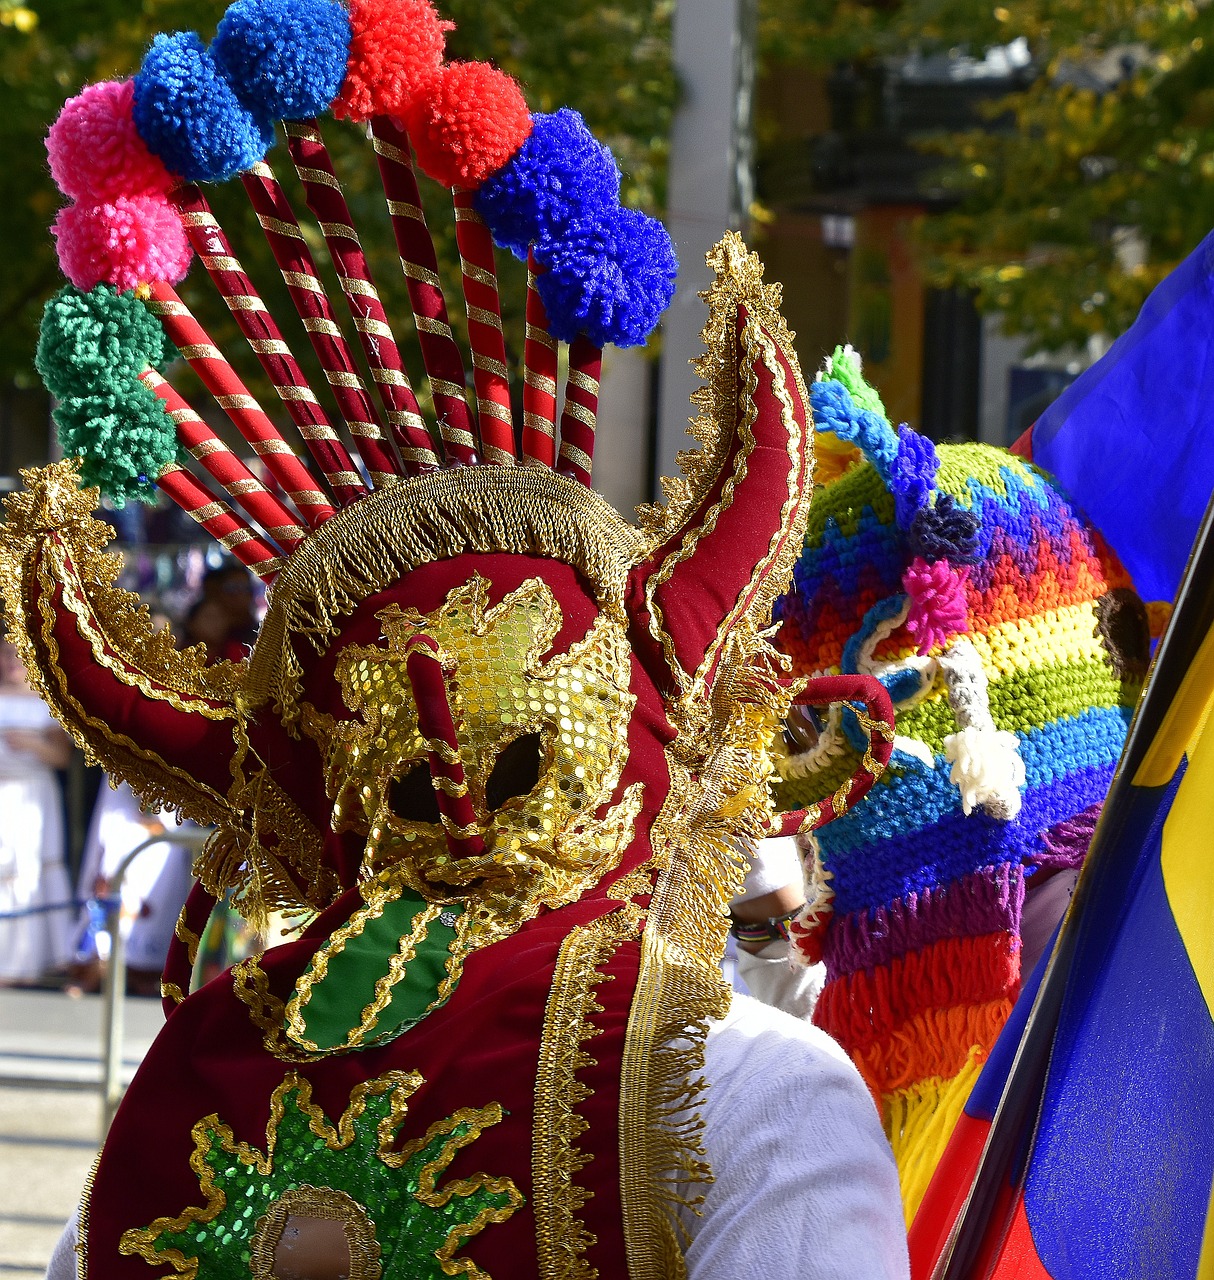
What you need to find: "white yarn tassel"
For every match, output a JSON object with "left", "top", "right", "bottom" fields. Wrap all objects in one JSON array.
[
  {"left": 938, "top": 637, "right": 1026, "bottom": 821},
  {"left": 943, "top": 724, "right": 1025, "bottom": 819}
]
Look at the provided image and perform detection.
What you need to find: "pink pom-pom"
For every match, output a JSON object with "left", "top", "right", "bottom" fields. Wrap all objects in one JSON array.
[
  {"left": 904, "top": 556, "right": 970, "bottom": 655},
  {"left": 52, "top": 195, "right": 192, "bottom": 292},
  {"left": 46, "top": 80, "right": 174, "bottom": 202},
  {"left": 334, "top": 0, "right": 453, "bottom": 122},
  {"left": 405, "top": 61, "right": 532, "bottom": 188}
]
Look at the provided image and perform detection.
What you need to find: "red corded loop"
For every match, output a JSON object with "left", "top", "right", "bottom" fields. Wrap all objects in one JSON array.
[
  {"left": 403, "top": 635, "right": 486, "bottom": 862},
  {"left": 774, "top": 673, "right": 896, "bottom": 837}
]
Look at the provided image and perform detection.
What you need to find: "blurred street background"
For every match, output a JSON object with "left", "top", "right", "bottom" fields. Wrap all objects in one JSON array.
[{"left": 0, "top": 988, "right": 160, "bottom": 1279}]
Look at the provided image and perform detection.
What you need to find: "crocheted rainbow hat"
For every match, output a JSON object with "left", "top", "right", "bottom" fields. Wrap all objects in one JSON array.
[
  {"left": 773, "top": 346, "right": 1148, "bottom": 1220},
  {"left": 0, "top": 5, "right": 898, "bottom": 1275}
]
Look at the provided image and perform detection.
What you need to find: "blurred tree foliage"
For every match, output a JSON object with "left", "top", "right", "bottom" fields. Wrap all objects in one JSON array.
[
  {"left": 0, "top": 0, "right": 675, "bottom": 403},
  {"left": 757, "top": 0, "right": 1214, "bottom": 352}
]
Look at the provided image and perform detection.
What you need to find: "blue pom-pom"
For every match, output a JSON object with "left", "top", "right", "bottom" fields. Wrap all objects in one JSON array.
[
  {"left": 911, "top": 493, "right": 981, "bottom": 564},
  {"left": 535, "top": 207, "right": 677, "bottom": 347},
  {"left": 809, "top": 379, "right": 899, "bottom": 483},
  {"left": 212, "top": 0, "right": 351, "bottom": 121},
  {"left": 475, "top": 110, "right": 621, "bottom": 260},
  {"left": 133, "top": 31, "right": 275, "bottom": 183}
]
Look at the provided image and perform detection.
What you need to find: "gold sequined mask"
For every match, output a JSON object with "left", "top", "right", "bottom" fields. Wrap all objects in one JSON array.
[{"left": 308, "top": 575, "right": 641, "bottom": 939}]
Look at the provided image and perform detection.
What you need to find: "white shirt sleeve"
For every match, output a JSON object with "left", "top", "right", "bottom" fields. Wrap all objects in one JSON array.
[
  {"left": 735, "top": 938, "right": 824, "bottom": 1021},
  {"left": 44, "top": 1209, "right": 79, "bottom": 1280},
  {"left": 683, "top": 994, "right": 909, "bottom": 1280}
]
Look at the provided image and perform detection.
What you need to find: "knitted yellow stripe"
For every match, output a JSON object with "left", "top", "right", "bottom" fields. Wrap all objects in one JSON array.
[{"left": 886, "top": 1049, "right": 985, "bottom": 1225}]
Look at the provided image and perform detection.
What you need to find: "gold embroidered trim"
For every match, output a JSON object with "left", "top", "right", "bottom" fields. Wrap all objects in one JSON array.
[
  {"left": 0, "top": 461, "right": 243, "bottom": 823},
  {"left": 246, "top": 468, "right": 650, "bottom": 724},
  {"left": 533, "top": 904, "right": 644, "bottom": 1280}
]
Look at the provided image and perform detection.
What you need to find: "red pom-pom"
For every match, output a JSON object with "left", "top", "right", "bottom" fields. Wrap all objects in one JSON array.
[
  {"left": 52, "top": 195, "right": 193, "bottom": 292},
  {"left": 405, "top": 61, "right": 532, "bottom": 188},
  {"left": 47, "top": 80, "right": 174, "bottom": 202},
  {"left": 333, "top": 0, "right": 452, "bottom": 122}
]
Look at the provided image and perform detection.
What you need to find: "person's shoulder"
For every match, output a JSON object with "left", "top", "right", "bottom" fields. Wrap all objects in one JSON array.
[{"left": 706, "top": 990, "right": 858, "bottom": 1081}]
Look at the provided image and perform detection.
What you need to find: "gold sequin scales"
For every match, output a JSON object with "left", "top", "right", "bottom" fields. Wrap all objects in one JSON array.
[{"left": 315, "top": 575, "right": 641, "bottom": 953}]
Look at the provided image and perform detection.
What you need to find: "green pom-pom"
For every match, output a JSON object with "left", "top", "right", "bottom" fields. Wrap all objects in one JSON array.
[
  {"left": 36, "top": 284, "right": 174, "bottom": 402},
  {"left": 824, "top": 343, "right": 888, "bottom": 422},
  {"left": 53, "top": 379, "right": 178, "bottom": 506}
]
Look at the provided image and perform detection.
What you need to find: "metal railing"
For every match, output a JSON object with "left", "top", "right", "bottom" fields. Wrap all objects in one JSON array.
[{"left": 99, "top": 828, "right": 211, "bottom": 1134}]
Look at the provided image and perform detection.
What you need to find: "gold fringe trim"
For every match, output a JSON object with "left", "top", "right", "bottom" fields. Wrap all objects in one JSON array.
[
  {"left": 621, "top": 624, "right": 798, "bottom": 1277},
  {"left": 246, "top": 468, "right": 649, "bottom": 725},
  {"left": 534, "top": 903, "right": 644, "bottom": 1280}
]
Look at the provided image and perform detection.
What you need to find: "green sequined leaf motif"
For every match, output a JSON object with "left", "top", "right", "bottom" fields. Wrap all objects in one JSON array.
[{"left": 119, "top": 1070, "right": 523, "bottom": 1280}]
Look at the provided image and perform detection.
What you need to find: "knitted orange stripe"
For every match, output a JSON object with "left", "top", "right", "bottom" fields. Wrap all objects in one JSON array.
[
  {"left": 855, "top": 998, "right": 1014, "bottom": 1097},
  {"left": 815, "top": 930, "right": 1019, "bottom": 1053}
]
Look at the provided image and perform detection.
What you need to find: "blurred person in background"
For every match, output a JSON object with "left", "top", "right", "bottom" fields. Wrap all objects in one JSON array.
[{"left": 0, "top": 634, "right": 74, "bottom": 985}]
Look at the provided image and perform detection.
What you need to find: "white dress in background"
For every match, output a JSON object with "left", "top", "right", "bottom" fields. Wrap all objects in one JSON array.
[
  {"left": 76, "top": 781, "right": 196, "bottom": 972},
  {"left": 0, "top": 692, "right": 73, "bottom": 982}
]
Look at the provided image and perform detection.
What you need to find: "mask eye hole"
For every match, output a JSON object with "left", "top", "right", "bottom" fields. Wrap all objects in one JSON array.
[
  {"left": 485, "top": 732, "right": 544, "bottom": 812},
  {"left": 389, "top": 762, "right": 442, "bottom": 825}
]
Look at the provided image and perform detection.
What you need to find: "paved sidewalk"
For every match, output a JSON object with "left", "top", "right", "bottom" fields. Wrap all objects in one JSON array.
[{"left": 0, "top": 989, "right": 164, "bottom": 1279}]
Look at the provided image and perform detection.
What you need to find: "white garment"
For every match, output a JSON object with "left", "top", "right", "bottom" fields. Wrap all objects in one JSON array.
[
  {"left": 683, "top": 993, "right": 909, "bottom": 1279},
  {"left": 45, "top": 994, "right": 908, "bottom": 1280},
  {"left": 0, "top": 692, "right": 73, "bottom": 981},
  {"left": 76, "top": 782, "right": 196, "bottom": 971}
]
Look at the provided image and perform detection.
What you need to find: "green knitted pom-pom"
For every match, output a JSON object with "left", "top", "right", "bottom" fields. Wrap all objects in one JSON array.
[
  {"left": 36, "top": 284, "right": 174, "bottom": 403},
  {"left": 825, "top": 343, "right": 888, "bottom": 422},
  {"left": 53, "top": 379, "right": 178, "bottom": 506}
]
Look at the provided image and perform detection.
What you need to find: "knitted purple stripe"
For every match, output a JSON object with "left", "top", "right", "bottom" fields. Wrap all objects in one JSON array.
[
  {"left": 826, "top": 762, "right": 1116, "bottom": 915},
  {"left": 1033, "top": 800, "right": 1101, "bottom": 872},
  {"left": 824, "top": 862, "right": 1025, "bottom": 981}
]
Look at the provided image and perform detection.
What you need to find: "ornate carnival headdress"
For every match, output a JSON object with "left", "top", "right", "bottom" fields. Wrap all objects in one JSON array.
[
  {"left": 773, "top": 346, "right": 1149, "bottom": 1221},
  {"left": 0, "top": 4, "right": 893, "bottom": 1276}
]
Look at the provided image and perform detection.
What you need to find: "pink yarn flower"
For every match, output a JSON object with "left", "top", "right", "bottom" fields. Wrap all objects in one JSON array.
[
  {"left": 52, "top": 195, "right": 192, "bottom": 292},
  {"left": 405, "top": 61, "right": 532, "bottom": 188},
  {"left": 903, "top": 556, "right": 969, "bottom": 655},
  {"left": 47, "top": 80, "right": 174, "bottom": 203}
]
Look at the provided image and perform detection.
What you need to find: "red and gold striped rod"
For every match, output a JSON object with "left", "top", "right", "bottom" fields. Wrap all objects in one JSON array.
[
  {"left": 283, "top": 121, "right": 440, "bottom": 475},
  {"left": 144, "top": 282, "right": 336, "bottom": 529},
  {"left": 522, "top": 253, "right": 558, "bottom": 469},
  {"left": 156, "top": 462, "right": 284, "bottom": 580},
  {"left": 452, "top": 188, "right": 515, "bottom": 466},
  {"left": 403, "top": 635, "right": 486, "bottom": 862},
  {"left": 241, "top": 161, "right": 403, "bottom": 488},
  {"left": 172, "top": 185, "right": 367, "bottom": 506},
  {"left": 556, "top": 335, "right": 602, "bottom": 486},
  {"left": 370, "top": 117, "right": 480, "bottom": 466},
  {"left": 140, "top": 369, "right": 307, "bottom": 552}
]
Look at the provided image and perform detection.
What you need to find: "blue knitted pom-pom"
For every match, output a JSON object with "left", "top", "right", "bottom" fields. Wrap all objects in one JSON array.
[
  {"left": 212, "top": 0, "right": 351, "bottom": 120},
  {"left": 475, "top": 109, "right": 620, "bottom": 260},
  {"left": 889, "top": 425, "right": 939, "bottom": 529},
  {"left": 535, "top": 207, "right": 677, "bottom": 347},
  {"left": 133, "top": 31, "right": 275, "bottom": 183}
]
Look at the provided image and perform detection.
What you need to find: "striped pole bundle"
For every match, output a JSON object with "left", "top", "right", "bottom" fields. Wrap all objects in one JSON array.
[
  {"left": 144, "top": 282, "right": 336, "bottom": 528},
  {"left": 172, "top": 185, "right": 366, "bottom": 506},
  {"left": 453, "top": 187, "right": 514, "bottom": 466},
  {"left": 242, "top": 161, "right": 402, "bottom": 487},
  {"left": 372, "top": 118, "right": 480, "bottom": 466},
  {"left": 155, "top": 462, "right": 283, "bottom": 579},
  {"left": 522, "top": 255, "right": 558, "bottom": 468},
  {"left": 556, "top": 336, "right": 602, "bottom": 485},
  {"left": 140, "top": 368, "right": 306, "bottom": 552},
  {"left": 284, "top": 120, "right": 439, "bottom": 475}
]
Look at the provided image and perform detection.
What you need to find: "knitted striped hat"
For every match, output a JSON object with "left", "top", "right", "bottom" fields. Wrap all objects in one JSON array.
[{"left": 774, "top": 346, "right": 1149, "bottom": 1219}]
